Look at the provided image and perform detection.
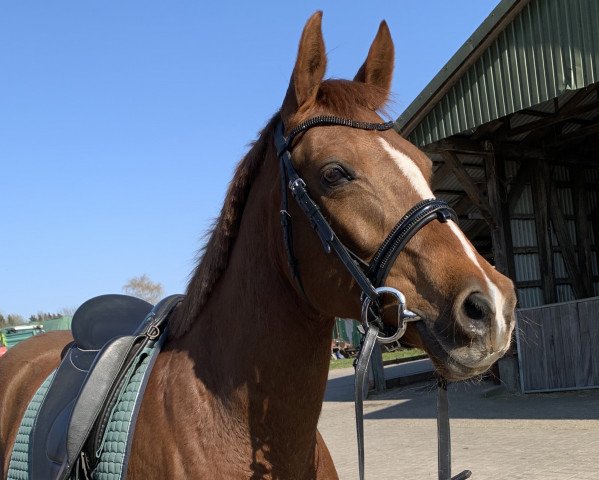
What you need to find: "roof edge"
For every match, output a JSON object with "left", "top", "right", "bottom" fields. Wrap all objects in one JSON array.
[{"left": 395, "top": 0, "right": 529, "bottom": 137}]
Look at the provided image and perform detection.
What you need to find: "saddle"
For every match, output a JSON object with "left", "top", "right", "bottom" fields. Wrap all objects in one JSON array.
[{"left": 8, "top": 293, "right": 184, "bottom": 480}]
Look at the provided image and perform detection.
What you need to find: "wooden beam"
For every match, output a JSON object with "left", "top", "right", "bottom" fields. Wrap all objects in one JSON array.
[
  {"left": 572, "top": 168, "right": 593, "bottom": 297},
  {"left": 558, "top": 85, "right": 597, "bottom": 112},
  {"left": 431, "top": 161, "right": 454, "bottom": 191},
  {"left": 433, "top": 160, "right": 485, "bottom": 170},
  {"left": 435, "top": 188, "right": 469, "bottom": 196},
  {"left": 424, "top": 138, "right": 487, "bottom": 155},
  {"left": 519, "top": 108, "right": 554, "bottom": 118},
  {"left": 498, "top": 145, "right": 546, "bottom": 159},
  {"left": 548, "top": 180, "right": 591, "bottom": 299},
  {"left": 470, "top": 118, "right": 504, "bottom": 141},
  {"left": 507, "top": 160, "right": 534, "bottom": 214},
  {"left": 547, "top": 123, "right": 599, "bottom": 146},
  {"left": 486, "top": 154, "right": 508, "bottom": 273},
  {"left": 441, "top": 151, "right": 497, "bottom": 228},
  {"left": 505, "top": 101, "right": 599, "bottom": 138},
  {"left": 531, "top": 161, "right": 555, "bottom": 304},
  {"left": 451, "top": 194, "right": 476, "bottom": 216},
  {"left": 592, "top": 210, "right": 599, "bottom": 283},
  {"left": 485, "top": 153, "right": 516, "bottom": 277}
]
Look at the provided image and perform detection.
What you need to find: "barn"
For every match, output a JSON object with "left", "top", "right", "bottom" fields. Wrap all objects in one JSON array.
[{"left": 396, "top": 0, "right": 599, "bottom": 392}]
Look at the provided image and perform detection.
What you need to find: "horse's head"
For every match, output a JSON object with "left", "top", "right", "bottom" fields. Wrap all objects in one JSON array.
[{"left": 277, "top": 12, "right": 517, "bottom": 381}]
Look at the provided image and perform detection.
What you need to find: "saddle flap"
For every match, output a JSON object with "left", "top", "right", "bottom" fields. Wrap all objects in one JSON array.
[
  {"left": 65, "top": 334, "right": 140, "bottom": 472},
  {"left": 29, "top": 347, "right": 98, "bottom": 480},
  {"left": 71, "top": 294, "right": 153, "bottom": 350}
]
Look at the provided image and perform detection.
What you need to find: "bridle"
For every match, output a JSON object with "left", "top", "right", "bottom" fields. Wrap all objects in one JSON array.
[
  {"left": 274, "top": 115, "right": 456, "bottom": 306},
  {"left": 274, "top": 115, "right": 471, "bottom": 479}
]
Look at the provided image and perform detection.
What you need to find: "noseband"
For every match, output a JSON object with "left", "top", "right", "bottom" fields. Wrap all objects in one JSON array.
[{"left": 274, "top": 115, "right": 471, "bottom": 480}]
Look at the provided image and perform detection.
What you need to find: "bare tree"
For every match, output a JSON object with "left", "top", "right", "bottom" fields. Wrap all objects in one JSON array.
[
  {"left": 60, "top": 306, "right": 77, "bottom": 317},
  {"left": 122, "top": 274, "right": 164, "bottom": 304},
  {"left": 6, "top": 314, "right": 25, "bottom": 326}
]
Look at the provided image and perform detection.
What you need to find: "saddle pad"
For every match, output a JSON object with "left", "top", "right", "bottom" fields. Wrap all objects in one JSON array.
[
  {"left": 7, "top": 370, "right": 58, "bottom": 480},
  {"left": 91, "top": 333, "right": 165, "bottom": 480},
  {"left": 7, "top": 333, "right": 165, "bottom": 480}
]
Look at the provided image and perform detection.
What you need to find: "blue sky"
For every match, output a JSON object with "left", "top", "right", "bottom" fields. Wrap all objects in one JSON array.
[{"left": 1, "top": 1, "right": 500, "bottom": 318}]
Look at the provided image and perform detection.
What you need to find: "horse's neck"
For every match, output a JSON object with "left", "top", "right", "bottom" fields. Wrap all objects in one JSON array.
[{"left": 170, "top": 161, "right": 334, "bottom": 472}]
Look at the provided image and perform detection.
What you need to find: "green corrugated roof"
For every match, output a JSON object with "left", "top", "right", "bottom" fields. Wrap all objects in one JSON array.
[
  {"left": 396, "top": 0, "right": 599, "bottom": 147},
  {"left": 42, "top": 316, "right": 72, "bottom": 331}
]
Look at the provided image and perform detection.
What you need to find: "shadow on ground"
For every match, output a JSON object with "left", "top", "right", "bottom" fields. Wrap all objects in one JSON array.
[{"left": 325, "top": 367, "right": 599, "bottom": 421}]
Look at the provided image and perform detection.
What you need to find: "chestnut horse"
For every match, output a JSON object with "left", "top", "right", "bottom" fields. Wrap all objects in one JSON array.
[{"left": 0, "top": 13, "right": 516, "bottom": 479}]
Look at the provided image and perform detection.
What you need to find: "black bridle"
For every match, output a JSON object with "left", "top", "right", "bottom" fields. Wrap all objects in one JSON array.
[
  {"left": 274, "top": 114, "right": 472, "bottom": 480},
  {"left": 274, "top": 115, "right": 456, "bottom": 310}
]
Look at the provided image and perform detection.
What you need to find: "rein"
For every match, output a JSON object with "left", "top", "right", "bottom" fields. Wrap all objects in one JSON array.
[{"left": 274, "top": 115, "right": 471, "bottom": 480}]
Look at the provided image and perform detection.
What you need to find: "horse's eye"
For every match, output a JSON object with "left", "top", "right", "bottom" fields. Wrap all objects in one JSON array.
[{"left": 321, "top": 164, "right": 352, "bottom": 187}]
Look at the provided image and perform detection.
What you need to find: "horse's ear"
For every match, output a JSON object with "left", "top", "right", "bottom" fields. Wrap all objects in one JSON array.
[
  {"left": 354, "top": 21, "right": 394, "bottom": 94},
  {"left": 281, "top": 11, "right": 327, "bottom": 122}
]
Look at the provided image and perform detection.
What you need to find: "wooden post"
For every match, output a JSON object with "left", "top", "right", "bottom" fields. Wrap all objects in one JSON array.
[
  {"left": 507, "top": 160, "right": 533, "bottom": 214},
  {"left": 572, "top": 167, "right": 593, "bottom": 297},
  {"left": 530, "top": 160, "right": 555, "bottom": 304},
  {"left": 485, "top": 151, "right": 514, "bottom": 277},
  {"left": 548, "top": 180, "right": 589, "bottom": 299}
]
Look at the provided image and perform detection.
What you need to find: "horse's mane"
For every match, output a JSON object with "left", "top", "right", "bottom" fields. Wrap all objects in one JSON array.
[{"left": 170, "top": 80, "right": 389, "bottom": 337}]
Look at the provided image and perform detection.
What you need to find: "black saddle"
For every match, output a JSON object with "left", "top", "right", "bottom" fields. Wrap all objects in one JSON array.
[{"left": 27, "top": 293, "right": 183, "bottom": 480}]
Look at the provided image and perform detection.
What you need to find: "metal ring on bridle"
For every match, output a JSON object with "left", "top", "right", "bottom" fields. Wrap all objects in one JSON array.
[{"left": 360, "top": 286, "right": 420, "bottom": 344}]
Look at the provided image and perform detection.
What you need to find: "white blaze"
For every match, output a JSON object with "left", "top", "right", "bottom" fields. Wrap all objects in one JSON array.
[
  {"left": 447, "top": 221, "right": 505, "bottom": 339},
  {"left": 378, "top": 138, "right": 433, "bottom": 199},
  {"left": 379, "top": 138, "right": 505, "bottom": 339}
]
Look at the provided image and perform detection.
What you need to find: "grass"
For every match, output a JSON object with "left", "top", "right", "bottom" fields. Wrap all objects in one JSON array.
[{"left": 329, "top": 348, "right": 425, "bottom": 370}]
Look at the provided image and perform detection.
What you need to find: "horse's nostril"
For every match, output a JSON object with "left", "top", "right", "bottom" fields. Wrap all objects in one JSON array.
[{"left": 462, "top": 293, "right": 489, "bottom": 321}]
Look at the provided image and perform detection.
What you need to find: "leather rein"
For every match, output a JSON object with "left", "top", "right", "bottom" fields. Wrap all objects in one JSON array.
[{"left": 274, "top": 115, "right": 471, "bottom": 480}]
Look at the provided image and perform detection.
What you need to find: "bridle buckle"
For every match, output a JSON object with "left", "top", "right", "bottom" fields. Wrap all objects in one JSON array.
[
  {"left": 289, "top": 177, "right": 306, "bottom": 193},
  {"left": 360, "top": 286, "right": 420, "bottom": 344}
]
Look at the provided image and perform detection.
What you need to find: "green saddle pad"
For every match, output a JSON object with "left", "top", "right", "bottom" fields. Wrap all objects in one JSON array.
[{"left": 7, "top": 333, "right": 165, "bottom": 480}]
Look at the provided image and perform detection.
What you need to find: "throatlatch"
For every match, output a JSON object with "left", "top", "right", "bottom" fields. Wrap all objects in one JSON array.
[{"left": 274, "top": 114, "right": 470, "bottom": 479}]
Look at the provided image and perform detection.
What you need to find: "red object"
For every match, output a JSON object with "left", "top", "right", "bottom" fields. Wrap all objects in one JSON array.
[{"left": 0, "top": 346, "right": 7, "bottom": 357}]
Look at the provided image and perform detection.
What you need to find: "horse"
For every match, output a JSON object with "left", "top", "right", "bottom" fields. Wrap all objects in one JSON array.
[{"left": 0, "top": 12, "right": 517, "bottom": 480}]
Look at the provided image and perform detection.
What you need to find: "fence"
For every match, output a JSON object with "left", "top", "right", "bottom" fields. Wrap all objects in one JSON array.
[{"left": 516, "top": 296, "right": 599, "bottom": 392}]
